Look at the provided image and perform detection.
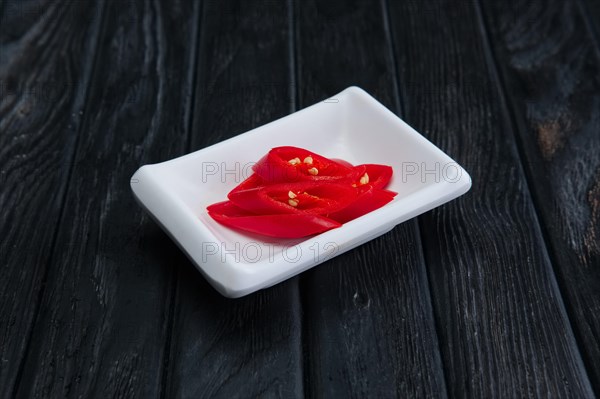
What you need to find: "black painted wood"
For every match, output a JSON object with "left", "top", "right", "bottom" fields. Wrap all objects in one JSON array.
[
  {"left": 582, "top": 0, "right": 600, "bottom": 44},
  {"left": 0, "top": 1, "right": 103, "bottom": 396},
  {"left": 388, "top": 0, "right": 595, "bottom": 397},
  {"left": 164, "top": 0, "right": 304, "bottom": 397},
  {"left": 296, "top": 0, "right": 447, "bottom": 397},
  {"left": 11, "top": 0, "right": 201, "bottom": 397},
  {"left": 479, "top": 0, "right": 600, "bottom": 393},
  {"left": 1, "top": 0, "right": 598, "bottom": 397}
]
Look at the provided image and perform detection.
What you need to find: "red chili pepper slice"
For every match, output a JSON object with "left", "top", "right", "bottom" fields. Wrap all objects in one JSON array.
[
  {"left": 207, "top": 200, "right": 341, "bottom": 238},
  {"left": 328, "top": 186, "right": 397, "bottom": 224},
  {"left": 207, "top": 147, "right": 395, "bottom": 238},
  {"left": 253, "top": 146, "right": 354, "bottom": 183},
  {"left": 228, "top": 181, "right": 357, "bottom": 215},
  {"left": 228, "top": 173, "right": 264, "bottom": 195},
  {"left": 352, "top": 164, "right": 393, "bottom": 189}
]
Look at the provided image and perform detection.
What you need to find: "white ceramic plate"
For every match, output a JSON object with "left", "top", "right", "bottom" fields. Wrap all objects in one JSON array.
[{"left": 131, "top": 86, "right": 471, "bottom": 297}]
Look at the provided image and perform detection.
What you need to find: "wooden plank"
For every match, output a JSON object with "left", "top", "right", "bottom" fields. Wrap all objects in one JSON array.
[
  {"left": 387, "top": 0, "right": 595, "bottom": 396},
  {"left": 12, "top": 0, "right": 201, "bottom": 397},
  {"left": 163, "top": 0, "right": 304, "bottom": 397},
  {"left": 296, "top": 1, "right": 448, "bottom": 397},
  {"left": 479, "top": 0, "right": 600, "bottom": 392},
  {"left": 581, "top": 0, "right": 600, "bottom": 42},
  {"left": 0, "top": 1, "right": 104, "bottom": 396}
]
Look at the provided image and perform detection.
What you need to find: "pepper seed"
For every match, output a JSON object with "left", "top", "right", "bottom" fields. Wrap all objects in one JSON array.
[{"left": 360, "top": 173, "right": 369, "bottom": 185}]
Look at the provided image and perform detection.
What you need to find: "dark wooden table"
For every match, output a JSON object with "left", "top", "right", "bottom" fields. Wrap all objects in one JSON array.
[{"left": 2, "top": 0, "right": 600, "bottom": 397}]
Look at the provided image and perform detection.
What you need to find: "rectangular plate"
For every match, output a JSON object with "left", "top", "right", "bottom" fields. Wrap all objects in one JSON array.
[{"left": 131, "top": 86, "right": 471, "bottom": 297}]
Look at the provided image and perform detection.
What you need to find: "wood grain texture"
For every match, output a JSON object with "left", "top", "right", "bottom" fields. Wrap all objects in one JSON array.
[
  {"left": 0, "top": 1, "right": 103, "bottom": 396},
  {"left": 164, "top": 0, "right": 304, "bottom": 397},
  {"left": 387, "top": 0, "right": 595, "bottom": 397},
  {"left": 296, "top": 0, "right": 447, "bottom": 397},
  {"left": 479, "top": 0, "right": 600, "bottom": 393},
  {"left": 2, "top": 0, "right": 597, "bottom": 397},
  {"left": 582, "top": 0, "right": 600, "bottom": 45},
  {"left": 12, "top": 0, "right": 201, "bottom": 397}
]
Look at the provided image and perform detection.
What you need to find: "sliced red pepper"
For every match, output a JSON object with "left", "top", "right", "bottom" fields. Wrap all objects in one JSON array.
[
  {"left": 328, "top": 186, "right": 396, "bottom": 224},
  {"left": 207, "top": 200, "right": 341, "bottom": 238},
  {"left": 352, "top": 164, "right": 393, "bottom": 189},
  {"left": 207, "top": 200, "right": 254, "bottom": 217},
  {"left": 228, "top": 173, "right": 264, "bottom": 195},
  {"left": 228, "top": 181, "right": 357, "bottom": 215},
  {"left": 207, "top": 147, "right": 396, "bottom": 238},
  {"left": 253, "top": 146, "right": 354, "bottom": 183}
]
